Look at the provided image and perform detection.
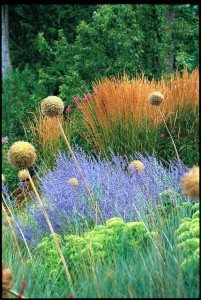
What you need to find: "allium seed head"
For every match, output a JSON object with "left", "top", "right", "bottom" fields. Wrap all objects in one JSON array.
[
  {"left": 148, "top": 91, "right": 164, "bottom": 106},
  {"left": 18, "top": 169, "right": 30, "bottom": 181},
  {"left": 129, "top": 160, "right": 144, "bottom": 173},
  {"left": 41, "top": 96, "right": 64, "bottom": 117},
  {"left": 181, "top": 166, "right": 199, "bottom": 200},
  {"left": 7, "top": 141, "right": 36, "bottom": 169},
  {"left": 67, "top": 178, "right": 79, "bottom": 187}
]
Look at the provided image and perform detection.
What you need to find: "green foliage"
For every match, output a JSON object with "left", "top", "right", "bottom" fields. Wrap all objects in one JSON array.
[
  {"left": 173, "top": 5, "right": 199, "bottom": 73},
  {"left": 176, "top": 205, "right": 200, "bottom": 275},
  {"left": 9, "top": 4, "right": 97, "bottom": 70},
  {"left": 37, "top": 217, "right": 156, "bottom": 281},
  {"left": 2, "top": 66, "right": 47, "bottom": 139},
  {"left": 155, "top": 105, "right": 199, "bottom": 167},
  {"left": 2, "top": 139, "right": 18, "bottom": 193}
]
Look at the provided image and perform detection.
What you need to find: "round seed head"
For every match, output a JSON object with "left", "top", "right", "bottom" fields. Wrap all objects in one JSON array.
[
  {"left": 181, "top": 166, "right": 199, "bottom": 200},
  {"left": 148, "top": 91, "right": 164, "bottom": 106},
  {"left": 67, "top": 178, "right": 79, "bottom": 187},
  {"left": 18, "top": 169, "right": 30, "bottom": 181},
  {"left": 41, "top": 96, "right": 64, "bottom": 117},
  {"left": 129, "top": 160, "right": 145, "bottom": 173},
  {"left": 7, "top": 141, "right": 37, "bottom": 169}
]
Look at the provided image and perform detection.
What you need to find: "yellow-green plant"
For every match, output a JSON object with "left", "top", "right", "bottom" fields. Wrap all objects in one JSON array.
[{"left": 176, "top": 203, "right": 199, "bottom": 274}]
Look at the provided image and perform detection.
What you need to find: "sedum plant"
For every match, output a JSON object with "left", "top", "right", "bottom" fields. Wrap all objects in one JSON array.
[
  {"left": 176, "top": 203, "right": 199, "bottom": 275},
  {"left": 36, "top": 217, "right": 157, "bottom": 280}
]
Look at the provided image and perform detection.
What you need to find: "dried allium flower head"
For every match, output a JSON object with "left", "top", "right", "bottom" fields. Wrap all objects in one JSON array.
[
  {"left": 148, "top": 91, "right": 164, "bottom": 106},
  {"left": 18, "top": 169, "right": 30, "bottom": 181},
  {"left": 41, "top": 96, "right": 64, "bottom": 117},
  {"left": 67, "top": 178, "right": 79, "bottom": 187},
  {"left": 2, "top": 174, "right": 6, "bottom": 182},
  {"left": 2, "top": 264, "right": 13, "bottom": 298},
  {"left": 129, "top": 160, "right": 144, "bottom": 173},
  {"left": 181, "top": 166, "right": 199, "bottom": 200},
  {"left": 7, "top": 141, "right": 36, "bottom": 169}
]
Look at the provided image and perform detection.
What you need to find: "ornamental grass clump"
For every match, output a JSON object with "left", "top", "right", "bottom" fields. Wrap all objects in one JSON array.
[
  {"left": 78, "top": 68, "right": 198, "bottom": 159},
  {"left": 181, "top": 166, "right": 199, "bottom": 200}
]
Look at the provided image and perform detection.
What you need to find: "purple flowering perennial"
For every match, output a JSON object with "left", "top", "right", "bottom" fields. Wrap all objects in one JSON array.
[{"left": 14, "top": 149, "right": 190, "bottom": 245}]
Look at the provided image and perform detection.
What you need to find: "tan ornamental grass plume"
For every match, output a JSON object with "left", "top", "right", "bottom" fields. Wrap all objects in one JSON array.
[
  {"left": 68, "top": 178, "right": 79, "bottom": 187},
  {"left": 181, "top": 166, "right": 199, "bottom": 200},
  {"left": 18, "top": 169, "right": 29, "bottom": 181},
  {"left": 129, "top": 160, "right": 144, "bottom": 173},
  {"left": 7, "top": 141, "right": 36, "bottom": 169},
  {"left": 41, "top": 96, "right": 64, "bottom": 117}
]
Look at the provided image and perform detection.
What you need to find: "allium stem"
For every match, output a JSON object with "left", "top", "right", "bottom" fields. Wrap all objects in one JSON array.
[
  {"left": 2, "top": 202, "right": 23, "bottom": 262},
  {"left": 2, "top": 194, "right": 33, "bottom": 261},
  {"left": 57, "top": 117, "right": 103, "bottom": 225},
  {"left": 158, "top": 107, "right": 182, "bottom": 168},
  {"left": 26, "top": 169, "right": 74, "bottom": 294}
]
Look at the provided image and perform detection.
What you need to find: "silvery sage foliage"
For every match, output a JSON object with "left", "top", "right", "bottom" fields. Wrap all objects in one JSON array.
[{"left": 15, "top": 149, "right": 189, "bottom": 244}]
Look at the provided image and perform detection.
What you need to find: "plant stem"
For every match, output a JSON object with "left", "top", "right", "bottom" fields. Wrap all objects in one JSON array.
[
  {"left": 2, "top": 193, "right": 33, "bottom": 261},
  {"left": 26, "top": 169, "right": 74, "bottom": 294},
  {"left": 2, "top": 202, "right": 23, "bottom": 262},
  {"left": 158, "top": 107, "right": 182, "bottom": 168}
]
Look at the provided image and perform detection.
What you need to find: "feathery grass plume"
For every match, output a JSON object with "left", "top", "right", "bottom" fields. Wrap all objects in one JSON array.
[
  {"left": 7, "top": 141, "right": 36, "bottom": 169},
  {"left": 181, "top": 166, "right": 199, "bottom": 200},
  {"left": 148, "top": 91, "right": 164, "bottom": 106},
  {"left": 41, "top": 96, "right": 64, "bottom": 117},
  {"left": 18, "top": 169, "right": 29, "bottom": 181},
  {"left": 21, "top": 110, "right": 73, "bottom": 169},
  {"left": 2, "top": 174, "right": 6, "bottom": 182},
  {"left": 129, "top": 160, "right": 144, "bottom": 173},
  {"left": 68, "top": 178, "right": 79, "bottom": 187}
]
